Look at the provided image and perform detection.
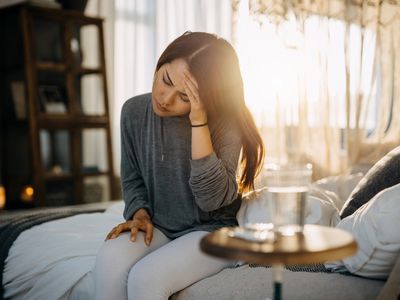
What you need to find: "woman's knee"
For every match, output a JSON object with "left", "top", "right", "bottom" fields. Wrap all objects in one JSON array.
[
  {"left": 95, "top": 230, "right": 169, "bottom": 275},
  {"left": 127, "top": 261, "right": 171, "bottom": 299},
  {"left": 95, "top": 233, "right": 138, "bottom": 273}
]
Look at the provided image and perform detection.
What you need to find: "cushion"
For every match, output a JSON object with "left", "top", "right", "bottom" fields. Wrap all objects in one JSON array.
[
  {"left": 325, "top": 183, "right": 400, "bottom": 279},
  {"left": 313, "top": 173, "right": 364, "bottom": 210},
  {"left": 340, "top": 145, "right": 400, "bottom": 218}
]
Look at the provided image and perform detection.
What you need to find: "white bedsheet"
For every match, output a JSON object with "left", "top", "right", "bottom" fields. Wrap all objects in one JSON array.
[{"left": 3, "top": 202, "right": 125, "bottom": 300}]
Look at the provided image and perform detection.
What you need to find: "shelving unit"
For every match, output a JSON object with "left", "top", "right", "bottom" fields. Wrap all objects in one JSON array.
[{"left": 0, "top": 4, "right": 117, "bottom": 208}]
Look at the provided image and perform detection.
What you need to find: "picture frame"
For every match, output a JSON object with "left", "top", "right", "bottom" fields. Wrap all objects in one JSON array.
[
  {"left": 38, "top": 85, "right": 67, "bottom": 113},
  {"left": 10, "top": 81, "right": 27, "bottom": 120}
]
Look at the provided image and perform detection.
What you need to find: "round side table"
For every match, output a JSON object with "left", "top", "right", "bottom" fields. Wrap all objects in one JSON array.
[{"left": 200, "top": 224, "right": 358, "bottom": 300}]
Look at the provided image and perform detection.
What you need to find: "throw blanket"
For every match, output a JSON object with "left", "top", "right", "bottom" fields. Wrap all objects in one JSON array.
[
  {"left": 249, "top": 263, "right": 329, "bottom": 273},
  {"left": 0, "top": 204, "right": 107, "bottom": 300}
]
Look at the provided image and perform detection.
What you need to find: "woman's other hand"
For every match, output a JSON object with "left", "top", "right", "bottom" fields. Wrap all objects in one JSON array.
[
  {"left": 183, "top": 70, "right": 207, "bottom": 125},
  {"left": 105, "top": 208, "right": 153, "bottom": 246}
]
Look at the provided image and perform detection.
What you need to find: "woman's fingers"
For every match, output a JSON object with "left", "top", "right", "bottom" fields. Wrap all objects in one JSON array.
[
  {"left": 105, "top": 225, "right": 122, "bottom": 240},
  {"left": 145, "top": 222, "right": 154, "bottom": 246},
  {"left": 184, "top": 74, "right": 207, "bottom": 124},
  {"left": 105, "top": 223, "right": 127, "bottom": 240},
  {"left": 131, "top": 219, "right": 153, "bottom": 245},
  {"left": 130, "top": 226, "right": 139, "bottom": 242},
  {"left": 105, "top": 219, "right": 154, "bottom": 245},
  {"left": 183, "top": 70, "right": 198, "bottom": 89},
  {"left": 183, "top": 72, "right": 199, "bottom": 103},
  {"left": 183, "top": 80, "right": 196, "bottom": 104},
  {"left": 105, "top": 227, "right": 116, "bottom": 241},
  {"left": 111, "top": 223, "right": 126, "bottom": 238}
]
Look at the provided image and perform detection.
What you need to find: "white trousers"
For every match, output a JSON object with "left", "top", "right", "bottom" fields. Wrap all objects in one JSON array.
[{"left": 93, "top": 228, "right": 234, "bottom": 300}]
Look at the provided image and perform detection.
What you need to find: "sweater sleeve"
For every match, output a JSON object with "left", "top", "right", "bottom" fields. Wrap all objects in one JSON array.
[
  {"left": 120, "top": 101, "right": 152, "bottom": 221},
  {"left": 189, "top": 122, "right": 242, "bottom": 212}
]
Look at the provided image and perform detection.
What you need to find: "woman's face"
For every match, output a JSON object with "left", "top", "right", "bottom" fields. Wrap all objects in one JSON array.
[{"left": 151, "top": 58, "right": 194, "bottom": 117}]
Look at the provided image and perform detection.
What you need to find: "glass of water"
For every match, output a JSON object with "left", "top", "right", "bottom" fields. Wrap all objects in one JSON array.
[{"left": 263, "top": 163, "right": 313, "bottom": 236}]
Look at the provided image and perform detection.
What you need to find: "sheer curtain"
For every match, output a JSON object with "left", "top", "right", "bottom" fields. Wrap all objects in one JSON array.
[
  {"left": 235, "top": 0, "right": 400, "bottom": 178},
  {"left": 112, "top": 0, "right": 232, "bottom": 174}
]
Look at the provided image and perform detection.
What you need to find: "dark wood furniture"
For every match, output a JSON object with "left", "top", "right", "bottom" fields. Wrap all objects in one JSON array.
[{"left": 0, "top": 4, "right": 117, "bottom": 209}]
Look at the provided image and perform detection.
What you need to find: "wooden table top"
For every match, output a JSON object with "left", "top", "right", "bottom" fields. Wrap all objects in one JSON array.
[{"left": 200, "top": 224, "right": 358, "bottom": 265}]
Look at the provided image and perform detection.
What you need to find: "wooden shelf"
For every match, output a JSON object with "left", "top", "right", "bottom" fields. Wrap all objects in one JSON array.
[
  {"left": 44, "top": 173, "right": 73, "bottom": 181},
  {"left": 0, "top": 4, "right": 117, "bottom": 208},
  {"left": 45, "top": 172, "right": 110, "bottom": 181},
  {"left": 80, "top": 171, "right": 109, "bottom": 177},
  {"left": 36, "top": 62, "right": 66, "bottom": 72},
  {"left": 76, "top": 67, "right": 101, "bottom": 75},
  {"left": 38, "top": 115, "right": 109, "bottom": 128},
  {"left": 27, "top": 5, "right": 103, "bottom": 24}
]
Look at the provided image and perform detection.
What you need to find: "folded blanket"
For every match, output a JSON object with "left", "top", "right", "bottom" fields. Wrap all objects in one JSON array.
[{"left": 249, "top": 263, "right": 329, "bottom": 273}]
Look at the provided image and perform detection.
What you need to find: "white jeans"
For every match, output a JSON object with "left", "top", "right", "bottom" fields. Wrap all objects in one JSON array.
[{"left": 94, "top": 228, "right": 234, "bottom": 300}]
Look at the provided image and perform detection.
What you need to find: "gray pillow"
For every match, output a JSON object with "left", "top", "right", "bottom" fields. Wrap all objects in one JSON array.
[{"left": 340, "top": 145, "right": 400, "bottom": 219}]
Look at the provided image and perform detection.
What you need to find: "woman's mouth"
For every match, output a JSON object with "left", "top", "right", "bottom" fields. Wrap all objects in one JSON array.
[{"left": 156, "top": 100, "right": 168, "bottom": 112}]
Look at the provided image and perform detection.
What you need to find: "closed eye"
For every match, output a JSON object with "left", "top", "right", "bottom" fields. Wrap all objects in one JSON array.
[
  {"left": 180, "top": 96, "right": 190, "bottom": 103},
  {"left": 162, "top": 76, "right": 171, "bottom": 86}
]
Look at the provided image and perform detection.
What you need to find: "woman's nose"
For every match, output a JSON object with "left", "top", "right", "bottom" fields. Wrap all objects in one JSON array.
[{"left": 162, "top": 90, "right": 176, "bottom": 106}]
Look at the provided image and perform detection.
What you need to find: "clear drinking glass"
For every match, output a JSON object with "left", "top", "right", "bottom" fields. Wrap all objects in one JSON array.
[{"left": 263, "top": 163, "right": 313, "bottom": 236}]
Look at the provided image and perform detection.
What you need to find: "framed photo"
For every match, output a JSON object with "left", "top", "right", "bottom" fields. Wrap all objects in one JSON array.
[
  {"left": 10, "top": 81, "right": 27, "bottom": 120},
  {"left": 38, "top": 85, "right": 67, "bottom": 114}
]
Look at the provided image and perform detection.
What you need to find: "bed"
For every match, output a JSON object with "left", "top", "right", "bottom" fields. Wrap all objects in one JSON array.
[
  {"left": 0, "top": 201, "right": 120, "bottom": 300},
  {"left": 1, "top": 171, "right": 399, "bottom": 300}
]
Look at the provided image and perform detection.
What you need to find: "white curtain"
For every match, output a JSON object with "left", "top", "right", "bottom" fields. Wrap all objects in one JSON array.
[
  {"left": 235, "top": 0, "right": 400, "bottom": 178},
  {"left": 112, "top": 0, "right": 233, "bottom": 174}
]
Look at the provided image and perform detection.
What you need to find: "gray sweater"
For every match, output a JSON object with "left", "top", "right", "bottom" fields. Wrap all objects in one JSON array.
[{"left": 121, "top": 93, "right": 242, "bottom": 239}]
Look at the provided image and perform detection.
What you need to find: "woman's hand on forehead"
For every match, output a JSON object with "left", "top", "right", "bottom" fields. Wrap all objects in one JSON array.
[{"left": 183, "top": 70, "right": 207, "bottom": 125}]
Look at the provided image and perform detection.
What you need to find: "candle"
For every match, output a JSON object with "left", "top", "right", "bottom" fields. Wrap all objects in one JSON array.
[
  {"left": 0, "top": 185, "right": 5, "bottom": 209},
  {"left": 20, "top": 185, "right": 34, "bottom": 203}
]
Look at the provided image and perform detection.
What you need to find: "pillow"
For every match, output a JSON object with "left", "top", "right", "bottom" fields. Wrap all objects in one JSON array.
[
  {"left": 325, "top": 183, "right": 400, "bottom": 279},
  {"left": 313, "top": 173, "right": 364, "bottom": 210},
  {"left": 340, "top": 145, "right": 400, "bottom": 219}
]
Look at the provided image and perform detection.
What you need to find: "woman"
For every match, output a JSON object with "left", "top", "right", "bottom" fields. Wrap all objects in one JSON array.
[{"left": 94, "top": 31, "right": 264, "bottom": 300}]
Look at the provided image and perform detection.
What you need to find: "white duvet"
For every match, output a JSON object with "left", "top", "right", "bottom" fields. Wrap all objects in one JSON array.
[
  {"left": 3, "top": 202, "right": 125, "bottom": 300},
  {"left": 3, "top": 174, "right": 362, "bottom": 300}
]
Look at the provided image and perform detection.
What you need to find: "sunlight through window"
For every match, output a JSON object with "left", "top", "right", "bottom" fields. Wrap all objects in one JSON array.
[{"left": 235, "top": 0, "right": 380, "bottom": 133}]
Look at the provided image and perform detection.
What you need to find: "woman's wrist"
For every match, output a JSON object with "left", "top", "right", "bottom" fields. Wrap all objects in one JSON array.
[
  {"left": 190, "top": 122, "right": 208, "bottom": 128},
  {"left": 190, "top": 116, "right": 208, "bottom": 127},
  {"left": 189, "top": 110, "right": 207, "bottom": 126},
  {"left": 133, "top": 208, "right": 150, "bottom": 220}
]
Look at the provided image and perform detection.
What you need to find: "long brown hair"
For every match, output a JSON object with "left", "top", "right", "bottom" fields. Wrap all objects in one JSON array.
[{"left": 156, "top": 31, "right": 265, "bottom": 193}]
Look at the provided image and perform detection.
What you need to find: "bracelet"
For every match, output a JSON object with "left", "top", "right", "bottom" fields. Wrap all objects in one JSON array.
[{"left": 190, "top": 122, "right": 208, "bottom": 128}]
